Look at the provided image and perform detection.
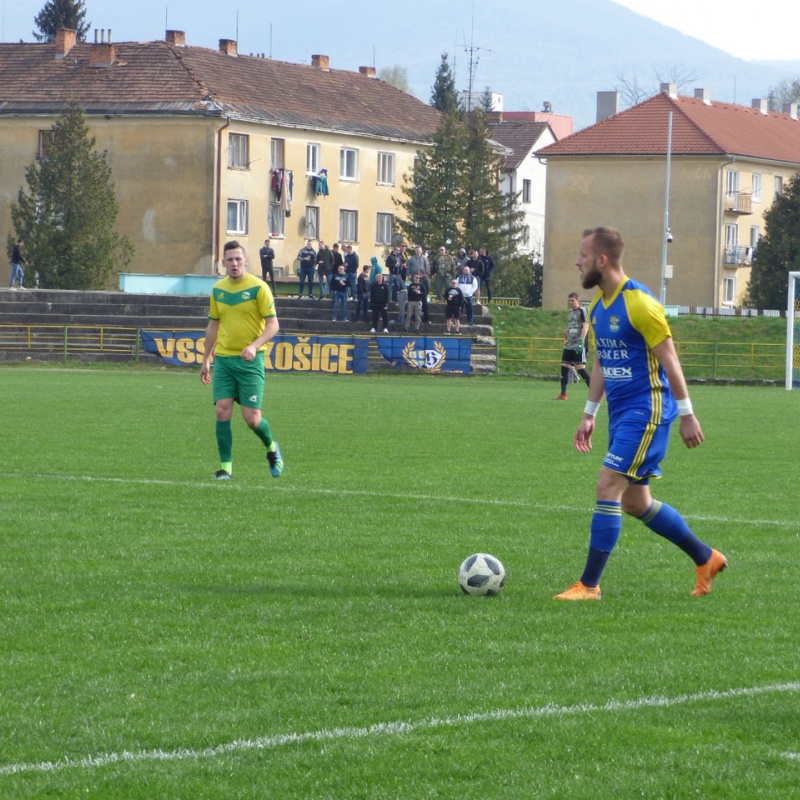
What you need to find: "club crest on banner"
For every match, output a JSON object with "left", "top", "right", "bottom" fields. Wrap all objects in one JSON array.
[{"left": 402, "top": 340, "right": 447, "bottom": 372}]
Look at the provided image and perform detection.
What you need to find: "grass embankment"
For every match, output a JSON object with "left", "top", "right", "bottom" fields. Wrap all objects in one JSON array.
[{"left": 491, "top": 305, "right": 787, "bottom": 382}]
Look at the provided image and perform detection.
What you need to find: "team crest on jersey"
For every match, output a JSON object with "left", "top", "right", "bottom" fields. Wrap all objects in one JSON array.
[
  {"left": 402, "top": 340, "right": 447, "bottom": 372},
  {"left": 609, "top": 315, "right": 620, "bottom": 333},
  {"left": 242, "top": 291, "right": 251, "bottom": 300}
]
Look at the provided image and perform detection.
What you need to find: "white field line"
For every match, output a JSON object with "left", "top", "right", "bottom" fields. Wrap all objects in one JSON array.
[
  {"left": 1, "top": 682, "right": 798, "bottom": 777},
  {"left": 8, "top": 472, "right": 800, "bottom": 530}
]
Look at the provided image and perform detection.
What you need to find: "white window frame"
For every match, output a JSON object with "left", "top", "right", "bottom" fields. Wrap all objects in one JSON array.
[
  {"left": 339, "top": 209, "right": 358, "bottom": 242},
  {"left": 271, "top": 138, "right": 285, "bottom": 170},
  {"left": 723, "top": 276, "right": 736, "bottom": 305},
  {"left": 376, "top": 213, "right": 393, "bottom": 245},
  {"left": 774, "top": 175, "right": 784, "bottom": 198},
  {"left": 307, "top": 143, "right": 321, "bottom": 175},
  {"left": 269, "top": 203, "right": 284, "bottom": 238},
  {"left": 340, "top": 147, "right": 359, "bottom": 181},
  {"left": 726, "top": 169, "right": 739, "bottom": 195},
  {"left": 377, "top": 152, "right": 395, "bottom": 186},
  {"left": 522, "top": 179, "right": 532, "bottom": 204},
  {"left": 37, "top": 129, "right": 55, "bottom": 160},
  {"left": 750, "top": 226, "right": 760, "bottom": 249},
  {"left": 306, "top": 206, "right": 319, "bottom": 239},
  {"left": 228, "top": 133, "right": 249, "bottom": 169},
  {"left": 227, "top": 199, "right": 248, "bottom": 235},
  {"left": 751, "top": 173, "right": 761, "bottom": 203}
]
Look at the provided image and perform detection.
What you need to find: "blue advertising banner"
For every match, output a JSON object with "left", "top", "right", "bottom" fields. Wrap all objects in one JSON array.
[
  {"left": 141, "top": 331, "right": 369, "bottom": 374},
  {"left": 376, "top": 336, "right": 472, "bottom": 374}
]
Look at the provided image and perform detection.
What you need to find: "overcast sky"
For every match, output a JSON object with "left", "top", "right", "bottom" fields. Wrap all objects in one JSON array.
[{"left": 613, "top": 0, "right": 798, "bottom": 61}]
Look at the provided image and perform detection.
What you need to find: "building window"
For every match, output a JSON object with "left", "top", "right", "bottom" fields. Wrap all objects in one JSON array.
[
  {"left": 750, "top": 226, "right": 760, "bottom": 248},
  {"left": 774, "top": 175, "right": 784, "bottom": 198},
  {"left": 307, "top": 143, "right": 321, "bottom": 175},
  {"left": 339, "top": 209, "right": 358, "bottom": 242},
  {"left": 377, "top": 152, "right": 395, "bottom": 185},
  {"left": 376, "top": 213, "right": 393, "bottom": 244},
  {"left": 723, "top": 276, "right": 736, "bottom": 305},
  {"left": 751, "top": 173, "right": 761, "bottom": 203},
  {"left": 271, "top": 138, "right": 285, "bottom": 170},
  {"left": 37, "top": 130, "right": 55, "bottom": 160},
  {"left": 227, "top": 199, "right": 248, "bottom": 235},
  {"left": 726, "top": 169, "right": 739, "bottom": 195},
  {"left": 306, "top": 206, "right": 319, "bottom": 239},
  {"left": 269, "top": 203, "right": 284, "bottom": 237},
  {"left": 228, "top": 133, "right": 249, "bottom": 169},
  {"left": 522, "top": 179, "right": 532, "bottom": 204},
  {"left": 340, "top": 148, "right": 359, "bottom": 181}
]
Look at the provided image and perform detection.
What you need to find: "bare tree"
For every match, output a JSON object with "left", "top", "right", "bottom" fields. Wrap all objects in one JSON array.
[
  {"left": 767, "top": 76, "right": 800, "bottom": 111},
  {"left": 377, "top": 65, "right": 411, "bottom": 94},
  {"left": 616, "top": 64, "right": 700, "bottom": 109}
]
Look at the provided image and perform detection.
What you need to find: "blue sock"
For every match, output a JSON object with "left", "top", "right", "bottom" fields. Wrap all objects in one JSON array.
[
  {"left": 638, "top": 500, "right": 712, "bottom": 566},
  {"left": 580, "top": 501, "right": 622, "bottom": 587}
]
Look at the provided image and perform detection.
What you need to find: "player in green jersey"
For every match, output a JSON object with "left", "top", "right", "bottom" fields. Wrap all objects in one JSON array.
[{"left": 200, "top": 241, "right": 284, "bottom": 480}]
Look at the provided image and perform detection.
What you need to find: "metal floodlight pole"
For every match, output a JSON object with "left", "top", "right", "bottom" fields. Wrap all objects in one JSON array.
[
  {"left": 787, "top": 271, "right": 800, "bottom": 390},
  {"left": 660, "top": 111, "right": 673, "bottom": 306}
]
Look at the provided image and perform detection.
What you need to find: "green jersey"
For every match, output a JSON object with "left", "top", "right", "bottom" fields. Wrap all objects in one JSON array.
[{"left": 209, "top": 274, "right": 276, "bottom": 356}]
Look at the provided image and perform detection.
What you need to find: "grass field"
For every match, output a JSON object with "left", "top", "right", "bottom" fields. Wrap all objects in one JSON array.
[{"left": 1, "top": 367, "right": 799, "bottom": 798}]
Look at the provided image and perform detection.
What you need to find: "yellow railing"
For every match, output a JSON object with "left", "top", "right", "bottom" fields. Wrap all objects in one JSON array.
[{"left": 498, "top": 336, "right": 786, "bottom": 381}]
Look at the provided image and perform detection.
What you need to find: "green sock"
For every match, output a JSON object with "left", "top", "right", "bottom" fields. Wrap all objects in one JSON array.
[
  {"left": 253, "top": 418, "right": 274, "bottom": 449},
  {"left": 216, "top": 420, "right": 233, "bottom": 465}
]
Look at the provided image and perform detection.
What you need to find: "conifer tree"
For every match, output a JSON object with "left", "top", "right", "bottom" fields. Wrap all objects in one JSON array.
[
  {"left": 33, "top": 0, "right": 90, "bottom": 42},
  {"left": 745, "top": 173, "right": 800, "bottom": 310},
  {"left": 9, "top": 102, "right": 134, "bottom": 290},
  {"left": 430, "top": 53, "right": 459, "bottom": 115}
]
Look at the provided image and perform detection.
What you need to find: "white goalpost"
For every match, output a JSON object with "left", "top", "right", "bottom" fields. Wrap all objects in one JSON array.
[{"left": 787, "top": 272, "right": 800, "bottom": 390}]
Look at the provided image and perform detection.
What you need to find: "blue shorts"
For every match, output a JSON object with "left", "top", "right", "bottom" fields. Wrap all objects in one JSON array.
[{"left": 602, "top": 413, "right": 672, "bottom": 481}]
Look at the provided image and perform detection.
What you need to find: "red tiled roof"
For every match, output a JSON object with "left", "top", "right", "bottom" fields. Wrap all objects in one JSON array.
[
  {"left": 486, "top": 120, "right": 550, "bottom": 169},
  {"left": 537, "top": 92, "right": 800, "bottom": 165},
  {"left": 0, "top": 39, "right": 442, "bottom": 142}
]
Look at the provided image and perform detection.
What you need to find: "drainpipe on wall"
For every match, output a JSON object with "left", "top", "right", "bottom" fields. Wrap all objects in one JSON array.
[{"left": 214, "top": 116, "right": 231, "bottom": 272}]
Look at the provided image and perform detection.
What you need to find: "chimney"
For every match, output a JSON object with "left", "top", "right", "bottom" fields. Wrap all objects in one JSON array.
[
  {"left": 660, "top": 82, "right": 678, "bottom": 98},
  {"left": 219, "top": 39, "right": 238, "bottom": 57},
  {"left": 166, "top": 30, "right": 186, "bottom": 47},
  {"left": 751, "top": 98, "right": 768, "bottom": 114},
  {"left": 694, "top": 88, "right": 711, "bottom": 105},
  {"left": 311, "top": 54, "right": 330, "bottom": 71},
  {"left": 783, "top": 101, "right": 798, "bottom": 120},
  {"left": 54, "top": 28, "right": 77, "bottom": 59},
  {"left": 359, "top": 66, "right": 376, "bottom": 78},
  {"left": 596, "top": 90, "right": 620, "bottom": 123},
  {"left": 90, "top": 30, "right": 115, "bottom": 67}
]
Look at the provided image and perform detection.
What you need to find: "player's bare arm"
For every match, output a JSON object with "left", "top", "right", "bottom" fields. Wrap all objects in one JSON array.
[{"left": 652, "top": 337, "right": 704, "bottom": 449}]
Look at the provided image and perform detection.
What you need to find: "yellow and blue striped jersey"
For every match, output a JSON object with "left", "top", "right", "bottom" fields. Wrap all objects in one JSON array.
[
  {"left": 588, "top": 277, "right": 677, "bottom": 423},
  {"left": 209, "top": 274, "right": 276, "bottom": 356}
]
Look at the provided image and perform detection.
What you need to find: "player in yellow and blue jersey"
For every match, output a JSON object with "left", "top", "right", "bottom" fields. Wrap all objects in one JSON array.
[
  {"left": 200, "top": 241, "right": 284, "bottom": 480},
  {"left": 554, "top": 227, "right": 726, "bottom": 600}
]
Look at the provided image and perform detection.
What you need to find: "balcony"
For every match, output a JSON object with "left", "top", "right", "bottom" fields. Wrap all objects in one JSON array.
[
  {"left": 724, "top": 191, "right": 752, "bottom": 214},
  {"left": 723, "top": 245, "right": 754, "bottom": 266}
]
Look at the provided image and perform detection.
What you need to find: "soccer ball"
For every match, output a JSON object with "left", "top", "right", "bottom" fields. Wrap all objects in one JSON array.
[{"left": 458, "top": 553, "right": 506, "bottom": 596}]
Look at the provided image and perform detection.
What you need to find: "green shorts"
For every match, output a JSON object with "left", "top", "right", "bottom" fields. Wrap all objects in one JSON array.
[{"left": 212, "top": 353, "right": 265, "bottom": 408}]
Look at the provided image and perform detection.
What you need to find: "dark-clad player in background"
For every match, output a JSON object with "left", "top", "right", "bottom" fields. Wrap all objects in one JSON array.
[{"left": 554, "top": 227, "right": 726, "bottom": 600}]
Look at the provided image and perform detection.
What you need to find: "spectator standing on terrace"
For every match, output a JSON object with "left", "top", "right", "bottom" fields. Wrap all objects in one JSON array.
[
  {"left": 259, "top": 238, "right": 276, "bottom": 292},
  {"left": 9, "top": 237, "right": 28, "bottom": 290},
  {"left": 554, "top": 226, "right": 726, "bottom": 601},
  {"left": 455, "top": 248, "right": 469, "bottom": 276},
  {"left": 355, "top": 265, "right": 371, "bottom": 322},
  {"left": 200, "top": 240, "right": 283, "bottom": 481},
  {"left": 431, "top": 245, "right": 456, "bottom": 301},
  {"left": 466, "top": 249, "right": 483, "bottom": 302},
  {"left": 297, "top": 239, "right": 316, "bottom": 298},
  {"left": 316, "top": 241, "right": 334, "bottom": 298},
  {"left": 405, "top": 273, "right": 426, "bottom": 332},
  {"left": 369, "top": 272, "right": 390, "bottom": 333},
  {"left": 406, "top": 246, "right": 431, "bottom": 323},
  {"left": 479, "top": 247, "right": 495, "bottom": 302},
  {"left": 444, "top": 279, "right": 464, "bottom": 334},
  {"left": 344, "top": 244, "right": 359, "bottom": 300},
  {"left": 457, "top": 265, "right": 478, "bottom": 325},
  {"left": 330, "top": 264, "right": 349, "bottom": 322},
  {"left": 391, "top": 272, "right": 408, "bottom": 325}
]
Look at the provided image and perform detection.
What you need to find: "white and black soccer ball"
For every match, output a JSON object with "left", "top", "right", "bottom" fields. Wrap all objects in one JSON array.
[{"left": 458, "top": 553, "right": 506, "bottom": 596}]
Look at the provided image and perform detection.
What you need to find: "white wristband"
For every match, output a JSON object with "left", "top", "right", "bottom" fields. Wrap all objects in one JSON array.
[
  {"left": 584, "top": 400, "right": 601, "bottom": 417},
  {"left": 676, "top": 398, "right": 693, "bottom": 416}
]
